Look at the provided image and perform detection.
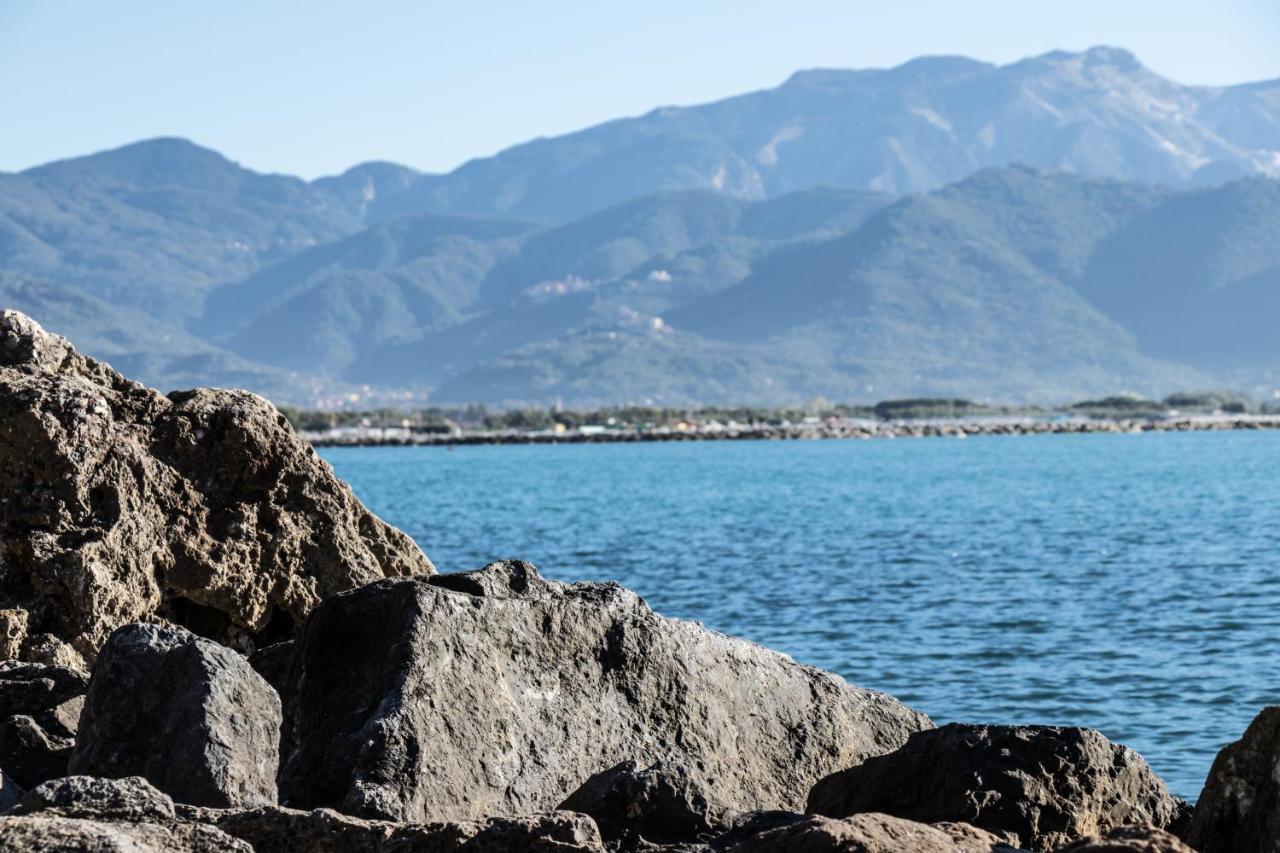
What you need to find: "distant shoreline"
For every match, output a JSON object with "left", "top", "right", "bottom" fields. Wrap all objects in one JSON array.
[{"left": 304, "top": 414, "right": 1280, "bottom": 448}]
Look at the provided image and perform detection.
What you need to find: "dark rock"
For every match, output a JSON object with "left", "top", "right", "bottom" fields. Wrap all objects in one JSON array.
[
  {"left": 724, "top": 813, "right": 1020, "bottom": 852},
  {"left": 806, "top": 724, "right": 1185, "bottom": 851},
  {"left": 0, "top": 661, "right": 87, "bottom": 718},
  {"left": 0, "top": 769, "right": 22, "bottom": 813},
  {"left": 0, "top": 309, "right": 433, "bottom": 662},
  {"left": 248, "top": 640, "right": 294, "bottom": 698},
  {"left": 69, "top": 623, "right": 281, "bottom": 808},
  {"left": 0, "top": 661, "right": 88, "bottom": 787},
  {"left": 213, "top": 805, "right": 606, "bottom": 852},
  {"left": 0, "top": 713, "right": 73, "bottom": 787},
  {"left": 278, "top": 561, "right": 929, "bottom": 823},
  {"left": 1055, "top": 824, "right": 1197, "bottom": 852},
  {"left": 559, "top": 759, "right": 733, "bottom": 843},
  {"left": 1185, "top": 705, "right": 1280, "bottom": 853}
]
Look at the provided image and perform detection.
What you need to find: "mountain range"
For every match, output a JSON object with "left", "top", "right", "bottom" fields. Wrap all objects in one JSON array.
[{"left": 1, "top": 46, "right": 1278, "bottom": 406}]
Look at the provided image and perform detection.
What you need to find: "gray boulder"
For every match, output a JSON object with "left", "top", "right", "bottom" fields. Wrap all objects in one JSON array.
[
  {"left": 725, "top": 813, "right": 1021, "bottom": 852},
  {"left": 2, "top": 775, "right": 248, "bottom": 851},
  {"left": 213, "top": 806, "right": 606, "bottom": 852},
  {"left": 1055, "top": 824, "right": 1197, "bottom": 852},
  {"left": 1185, "top": 705, "right": 1280, "bottom": 853},
  {"left": 278, "top": 561, "right": 929, "bottom": 823},
  {"left": 0, "top": 814, "right": 250, "bottom": 852},
  {"left": 18, "top": 775, "right": 177, "bottom": 822},
  {"left": 69, "top": 623, "right": 281, "bottom": 808},
  {"left": 806, "top": 724, "right": 1186, "bottom": 851},
  {"left": 0, "top": 661, "right": 87, "bottom": 720},
  {"left": 559, "top": 759, "right": 735, "bottom": 843},
  {"left": 0, "top": 309, "right": 432, "bottom": 662}
]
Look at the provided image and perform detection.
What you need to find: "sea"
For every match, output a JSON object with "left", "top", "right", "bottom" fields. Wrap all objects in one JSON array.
[{"left": 321, "top": 430, "right": 1280, "bottom": 799}]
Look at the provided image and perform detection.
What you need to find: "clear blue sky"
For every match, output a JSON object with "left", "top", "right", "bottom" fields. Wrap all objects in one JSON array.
[{"left": 3, "top": 0, "right": 1279, "bottom": 179}]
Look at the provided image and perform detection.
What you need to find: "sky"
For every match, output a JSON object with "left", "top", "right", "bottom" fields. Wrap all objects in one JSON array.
[{"left": 3, "top": 0, "right": 1279, "bottom": 179}]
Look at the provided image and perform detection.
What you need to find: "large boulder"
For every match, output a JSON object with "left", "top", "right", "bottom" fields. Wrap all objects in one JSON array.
[
  {"left": 724, "top": 813, "right": 1021, "bottom": 853},
  {"left": 69, "top": 623, "right": 281, "bottom": 808},
  {"left": 1185, "top": 705, "right": 1280, "bottom": 853},
  {"left": 806, "top": 724, "right": 1186, "bottom": 851},
  {"left": 212, "top": 806, "right": 607, "bottom": 852},
  {"left": 278, "top": 561, "right": 930, "bottom": 823},
  {"left": 0, "top": 309, "right": 432, "bottom": 662}
]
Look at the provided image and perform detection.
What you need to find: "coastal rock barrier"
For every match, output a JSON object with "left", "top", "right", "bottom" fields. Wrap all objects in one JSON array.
[
  {"left": 304, "top": 415, "right": 1280, "bottom": 448},
  {"left": 0, "top": 309, "right": 1274, "bottom": 851}
]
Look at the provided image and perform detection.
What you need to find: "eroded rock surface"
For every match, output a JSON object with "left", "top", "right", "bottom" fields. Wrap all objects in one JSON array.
[
  {"left": 1186, "top": 705, "right": 1280, "bottom": 853},
  {"left": 212, "top": 805, "right": 607, "bottom": 852},
  {"left": 807, "top": 724, "right": 1186, "bottom": 851},
  {"left": 18, "top": 775, "right": 177, "bottom": 822},
  {"left": 2, "top": 775, "right": 249, "bottom": 852},
  {"left": 724, "top": 813, "right": 1021, "bottom": 853},
  {"left": 278, "top": 561, "right": 930, "bottom": 823},
  {"left": 559, "top": 759, "right": 734, "bottom": 843},
  {"left": 0, "top": 661, "right": 86, "bottom": 787},
  {"left": 1056, "top": 824, "right": 1198, "bottom": 852},
  {"left": 0, "top": 309, "right": 432, "bottom": 661},
  {"left": 70, "top": 623, "right": 281, "bottom": 808}
]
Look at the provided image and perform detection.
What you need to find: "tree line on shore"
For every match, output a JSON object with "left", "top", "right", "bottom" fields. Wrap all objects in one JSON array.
[{"left": 279, "top": 390, "right": 1276, "bottom": 434}]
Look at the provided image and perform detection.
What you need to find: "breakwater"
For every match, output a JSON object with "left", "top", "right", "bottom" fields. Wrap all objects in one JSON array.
[{"left": 304, "top": 414, "right": 1280, "bottom": 447}]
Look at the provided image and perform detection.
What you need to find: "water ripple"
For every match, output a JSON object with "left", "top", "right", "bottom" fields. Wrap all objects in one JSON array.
[{"left": 323, "top": 431, "right": 1280, "bottom": 799}]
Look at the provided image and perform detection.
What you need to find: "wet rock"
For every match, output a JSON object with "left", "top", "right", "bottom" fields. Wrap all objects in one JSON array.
[
  {"left": 69, "top": 623, "right": 281, "bottom": 808},
  {"left": 1055, "top": 824, "right": 1197, "bottom": 852},
  {"left": 724, "top": 813, "right": 1020, "bottom": 852},
  {"left": 806, "top": 724, "right": 1185, "bottom": 851},
  {"left": 559, "top": 759, "right": 734, "bottom": 843},
  {"left": 1185, "top": 705, "right": 1280, "bottom": 853},
  {"left": 0, "top": 309, "right": 432, "bottom": 662},
  {"left": 213, "top": 805, "right": 606, "bottom": 852},
  {"left": 278, "top": 561, "right": 929, "bottom": 823}
]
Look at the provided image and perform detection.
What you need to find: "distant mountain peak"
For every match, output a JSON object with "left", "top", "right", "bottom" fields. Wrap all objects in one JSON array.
[{"left": 23, "top": 136, "right": 253, "bottom": 189}]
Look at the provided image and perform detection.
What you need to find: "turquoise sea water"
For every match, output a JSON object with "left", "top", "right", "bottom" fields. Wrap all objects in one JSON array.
[{"left": 321, "top": 431, "right": 1280, "bottom": 800}]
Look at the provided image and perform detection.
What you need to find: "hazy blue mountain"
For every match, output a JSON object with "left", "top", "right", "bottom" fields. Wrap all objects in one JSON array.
[
  {"left": 1, "top": 138, "right": 363, "bottom": 323},
  {"left": 371, "top": 47, "right": 1280, "bottom": 221},
  {"left": 0, "top": 273, "right": 310, "bottom": 398},
  {"left": 1077, "top": 178, "right": 1280, "bottom": 369},
  {"left": 2, "top": 47, "right": 1278, "bottom": 405},
  {"left": 220, "top": 188, "right": 894, "bottom": 389},
  {"left": 434, "top": 169, "right": 1217, "bottom": 405}
]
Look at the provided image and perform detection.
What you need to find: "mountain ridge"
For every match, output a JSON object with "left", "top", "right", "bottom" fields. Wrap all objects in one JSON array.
[{"left": 2, "top": 46, "right": 1278, "bottom": 406}]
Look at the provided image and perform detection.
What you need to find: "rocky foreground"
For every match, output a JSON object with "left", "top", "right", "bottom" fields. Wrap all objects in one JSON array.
[{"left": 0, "top": 308, "right": 1276, "bottom": 852}]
